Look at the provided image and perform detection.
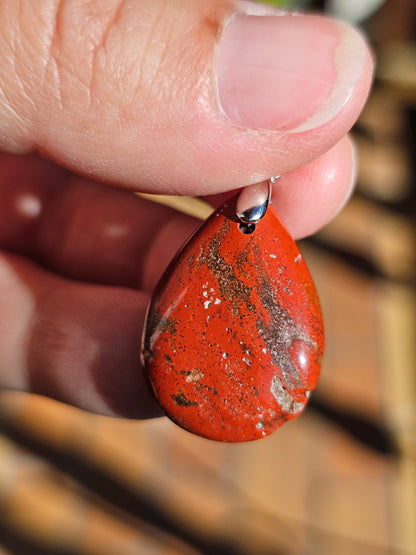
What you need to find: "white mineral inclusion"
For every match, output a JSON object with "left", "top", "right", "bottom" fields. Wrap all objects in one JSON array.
[{"left": 270, "top": 375, "right": 305, "bottom": 414}]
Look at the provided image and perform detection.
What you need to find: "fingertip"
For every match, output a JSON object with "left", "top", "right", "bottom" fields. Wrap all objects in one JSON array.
[
  {"left": 328, "top": 134, "right": 357, "bottom": 221},
  {"left": 271, "top": 135, "right": 356, "bottom": 239},
  {"left": 0, "top": 251, "right": 161, "bottom": 420}
]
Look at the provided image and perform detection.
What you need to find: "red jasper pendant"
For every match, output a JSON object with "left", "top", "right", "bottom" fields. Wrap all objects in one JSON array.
[{"left": 143, "top": 183, "right": 324, "bottom": 442}]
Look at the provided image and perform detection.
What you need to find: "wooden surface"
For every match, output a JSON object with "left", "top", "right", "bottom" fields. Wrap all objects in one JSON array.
[
  {"left": 0, "top": 231, "right": 414, "bottom": 554},
  {"left": 1, "top": 4, "right": 416, "bottom": 554}
]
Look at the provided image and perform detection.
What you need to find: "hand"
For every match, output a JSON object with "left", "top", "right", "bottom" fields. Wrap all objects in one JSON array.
[{"left": 0, "top": 0, "right": 373, "bottom": 418}]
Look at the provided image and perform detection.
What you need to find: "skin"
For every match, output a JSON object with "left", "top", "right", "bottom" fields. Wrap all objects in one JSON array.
[{"left": 0, "top": 0, "right": 374, "bottom": 419}]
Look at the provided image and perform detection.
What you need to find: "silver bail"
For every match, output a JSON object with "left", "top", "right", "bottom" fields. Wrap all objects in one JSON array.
[{"left": 236, "top": 178, "right": 276, "bottom": 224}]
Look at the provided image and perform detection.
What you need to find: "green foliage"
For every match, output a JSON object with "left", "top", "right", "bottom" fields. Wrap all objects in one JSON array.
[
  {"left": 259, "top": 0, "right": 294, "bottom": 6},
  {"left": 258, "top": 0, "right": 315, "bottom": 7}
]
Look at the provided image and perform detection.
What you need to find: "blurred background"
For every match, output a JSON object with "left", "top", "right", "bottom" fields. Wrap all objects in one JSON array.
[{"left": 0, "top": 0, "right": 415, "bottom": 553}]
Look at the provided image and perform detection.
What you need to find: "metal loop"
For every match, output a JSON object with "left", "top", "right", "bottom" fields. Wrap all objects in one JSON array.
[{"left": 236, "top": 178, "right": 278, "bottom": 224}]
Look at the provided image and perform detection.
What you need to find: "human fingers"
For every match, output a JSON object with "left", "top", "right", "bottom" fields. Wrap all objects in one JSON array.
[
  {"left": 272, "top": 134, "right": 356, "bottom": 238},
  {"left": 0, "top": 153, "right": 199, "bottom": 293},
  {"left": 0, "top": 251, "right": 160, "bottom": 418},
  {"left": 0, "top": 136, "right": 353, "bottom": 417},
  {"left": 0, "top": 136, "right": 354, "bottom": 302},
  {"left": 0, "top": 0, "right": 373, "bottom": 195},
  {"left": 206, "top": 134, "right": 356, "bottom": 239}
]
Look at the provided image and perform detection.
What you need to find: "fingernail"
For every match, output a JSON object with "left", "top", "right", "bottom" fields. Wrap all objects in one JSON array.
[{"left": 215, "top": 12, "right": 367, "bottom": 131}]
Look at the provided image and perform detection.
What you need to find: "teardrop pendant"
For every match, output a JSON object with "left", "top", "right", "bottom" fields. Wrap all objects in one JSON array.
[{"left": 143, "top": 187, "right": 324, "bottom": 442}]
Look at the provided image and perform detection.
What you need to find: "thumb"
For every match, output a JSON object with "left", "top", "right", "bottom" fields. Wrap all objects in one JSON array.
[{"left": 0, "top": 0, "right": 372, "bottom": 194}]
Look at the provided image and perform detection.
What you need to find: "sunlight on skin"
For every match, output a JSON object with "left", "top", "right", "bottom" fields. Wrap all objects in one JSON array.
[
  {"left": 15, "top": 193, "right": 42, "bottom": 219},
  {"left": 103, "top": 223, "right": 131, "bottom": 240},
  {"left": 0, "top": 256, "right": 36, "bottom": 390}
]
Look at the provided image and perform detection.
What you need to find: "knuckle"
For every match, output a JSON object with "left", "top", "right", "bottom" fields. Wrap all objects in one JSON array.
[
  {"left": 39, "top": 0, "right": 184, "bottom": 125},
  {"left": 0, "top": 0, "right": 214, "bottom": 150}
]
